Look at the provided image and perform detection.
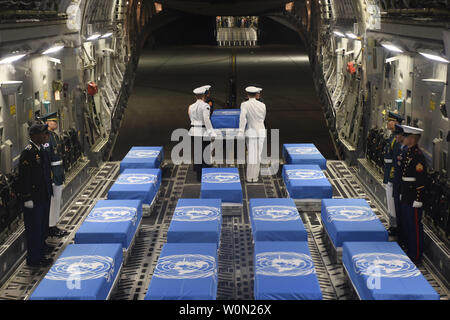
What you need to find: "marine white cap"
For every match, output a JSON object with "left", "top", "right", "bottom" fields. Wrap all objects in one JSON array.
[
  {"left": 202, "top": 85, "right": 212, "bottom": 91},
  {"left": 193, "top": 86, "right": 208, "bottom": 95},
  {"left": 245, "top": 86, "right": 262, "bottom": 94},
  {"left": 401, "top": 125, "right": 424, "bottom": 135}
]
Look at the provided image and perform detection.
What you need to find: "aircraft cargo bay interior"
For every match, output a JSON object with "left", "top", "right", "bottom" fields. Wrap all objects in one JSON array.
[{"left": 0, "top": 0, "right": 449, "bottom": 303}]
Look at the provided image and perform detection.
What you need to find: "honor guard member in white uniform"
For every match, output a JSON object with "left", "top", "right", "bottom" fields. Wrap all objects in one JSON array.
[
  {"left": 399, "top": 125, "right": 426, "bottom": 263},
  {"left": 41, "top": 112, "right": 69, "bottom": 238},
  {"left": 383, "top": 111, "right": 404, "bottom": 236},
  {"left": 189, "top": 86, "right": 216, "bottom": 181},
  {"left": 239, "top": 86, "right": 266, "bottom": 183},
  {"left": 203, "top": 85, "right": 215, "bottom": 116}
]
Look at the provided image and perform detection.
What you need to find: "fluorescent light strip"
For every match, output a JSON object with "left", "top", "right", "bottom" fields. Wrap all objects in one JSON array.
[
  {"left": 346, "top": 32, "right": 358, "bottom": 39},
  {"left": 0, "top": 54, "right": 26, "bottom": 64},
  {"left": 43, "top": 45, "right": 64, "bottom": 55},
  {"left": 381, "top": 43, "right": 403, "bottom": 53},
  {"left": 87, "top": 34, "right": 101, "bottom": 41},
  {"left": 101, "top": 33, "right": 113, "bottom": 39},
  {"left": 333, "top": 31, "right": 345, "bottom": 37},
  {"left": 419, "top": 52, "right": 449, "bottom": 64}
]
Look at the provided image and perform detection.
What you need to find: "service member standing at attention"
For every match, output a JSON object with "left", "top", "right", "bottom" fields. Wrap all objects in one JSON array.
[
  {"left": 383, "top": 111, "right": 404, "bottom": 236},
  {"left": 18, "top": 124, "right": 54, "bottom": 267},
  {"left": 392, "top": 124, "right": 408, "bottom": 247},
  {"left": 400, "top": 125, "right": 426, "bottom": 263},
  {"left": 239, "top": 86, "right": 266, "bottom": 183},
  {"left": 41, "top": 112, "right": 69, "bottom": 238},
  {"left": 203, "top": 85, "right": 215, "bottom": 116},
  {"left": 189, "top": 86, "right": 216, "bottom": 182}
]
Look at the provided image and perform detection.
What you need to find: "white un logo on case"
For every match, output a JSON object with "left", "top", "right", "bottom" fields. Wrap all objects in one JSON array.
[
  {"left": 126, "top": 150, "right": 160, "bottom": 159},
  {"left": 202, "top": 173, "right": 240, "bottom": 184},
  {"left": 117, "top": 174, "right": 157, "bottom": 185},
  {"left": 255, "top": 252, "right": 315, "bottom": 277},
  {"left": 86, "top": 207, "right": 138, "bottom": 224},
  {"left": 45, "top": 256, "right": 115, "bottom": 282},
  {"left": 326, "top": 206, "right": 377, "bottom": 222},
  {"left": 153, "top": 254, "right": 217, "bottom": 279},
  {"left": 252, "top": 206, "right": 299, "bottom": 221},
  {"left": 353, "top": 253, "right": 421, "bottom": 278},
  {"left": 287, "top": 147, "right": 320, "bottom": 155},
  {"left": 172, "top": 206, "right": 221, "bottom": 222},
  {"left": 286, "top": 169, "right": 325, "bottom": 180}
]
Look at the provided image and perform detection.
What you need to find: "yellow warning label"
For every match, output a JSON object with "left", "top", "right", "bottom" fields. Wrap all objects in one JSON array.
[
  {"left": 44, "top": 91, "right": 49, "bottom": 100},
  {"left": 10, "top": 105, "right": 16, "bottom": 116},
  {"left": 398, "top": 90, "right": 402, "bottom": 99},
  {"left": 430, "top": 100, "right": 436, "bottom": 111},
  {"left": 29, "top": 109, "right": 33, "bottom": 120}
]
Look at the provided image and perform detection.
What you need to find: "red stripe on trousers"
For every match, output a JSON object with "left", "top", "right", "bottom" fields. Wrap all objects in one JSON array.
[{"left": 415, "top": 208, "right": 420, "bottom": 261}]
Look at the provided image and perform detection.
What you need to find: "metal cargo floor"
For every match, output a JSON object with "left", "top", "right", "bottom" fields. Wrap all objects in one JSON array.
[{"left": 0, "top": 161, "right": 448, "bottom": 300}]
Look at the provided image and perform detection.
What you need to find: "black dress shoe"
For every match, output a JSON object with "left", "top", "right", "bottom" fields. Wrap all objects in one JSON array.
[
  {"left": 44, "top": 244, "right": 55, "bottom": 254},
  {"left": 388, "top": 227, "right": 398, "bottom": 236},
  {"left": 48, "top": 227, "right": 69, "bottom": 238},
  {"left": 26, "top": 261, "right": 42, "bottom": 268},
  {"left": 40, "top": 258, "right": 54, "bottom": 267}
]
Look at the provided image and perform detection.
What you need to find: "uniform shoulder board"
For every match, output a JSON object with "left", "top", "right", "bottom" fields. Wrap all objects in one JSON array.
[
  {"left": 25, "top": 144, "right": 32, "bottom": 151},
  {"left": 205, "top": 106, "right": 210, "bottom": 111}
]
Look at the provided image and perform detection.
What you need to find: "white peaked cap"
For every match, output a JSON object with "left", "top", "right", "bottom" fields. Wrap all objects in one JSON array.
[
  {"left": 193, "top": 87, "right": 208, "bottom": 95},
  {"left": 401, "top": 125, "right": 424, "bottom": 135},
  {"left": 202, "top": 85, "right": 212, "bottom": 91},
  {"left": 245, "top": 86, "right": 261, "bottom": 94}
]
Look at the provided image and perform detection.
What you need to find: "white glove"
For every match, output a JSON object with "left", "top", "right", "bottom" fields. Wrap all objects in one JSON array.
[
  {"left": 412, "top": 201, "right": 423, "bottom": 208},
  {"left": 24, "top": 201, "right": 34, "bottom": 209},
  {"left": 399, "top": 195, "right": 402, "bottom": 201}
]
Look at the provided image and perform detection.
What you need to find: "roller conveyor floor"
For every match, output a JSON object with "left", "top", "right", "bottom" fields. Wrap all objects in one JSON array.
[{"left": 0, "top": 161, "right": 448, "bottom": 300}]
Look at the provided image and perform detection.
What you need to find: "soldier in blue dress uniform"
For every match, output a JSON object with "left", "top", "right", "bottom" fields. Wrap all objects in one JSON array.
[
  {"left": 383, "top": 111, "right": 404, "bottom": 236},
  {"left": 400, "top": 125, "right": 426, "bottom": 263},
  {"left": 18, "top": 124, "right": 53, "bottom": 267},
  {"left": 392, "top": 124, "right": 408, "bottom": 247}
]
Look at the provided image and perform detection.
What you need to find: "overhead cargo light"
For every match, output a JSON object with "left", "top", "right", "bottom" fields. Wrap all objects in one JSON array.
[
  {"left": 86, "top": 34, "right": 101, "bottom": 41},
  {"left": 346, "top": 32, "right": 358, "bottom": 39},
  {"left": 0, "top": 54, "right": 26, "bottom": 65},
  {"left": 418, "top": 52, "right": 449, "bottom": 64},
  {"left": 381, "top": 43, "right": 403, "bottom": 53},
  {"left": 333, "top": 30, "right": 345, "bottom": 37},
  {"left": 43, "top": 45, "right": 64, "bottom": 55},
  {"left": 101, "top": 33, "right": 113, "bottom": 39}
]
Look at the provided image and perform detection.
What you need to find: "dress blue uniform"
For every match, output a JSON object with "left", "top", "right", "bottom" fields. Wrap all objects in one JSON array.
[
  {"left": 18, "top": 124, "right": 53, "bottom": 266},
  {"left": 392, "top": 125, "right": 407, "bottom": 246},
  {"left": 400, "top": 126, "right": 426, "bottom": 263}
]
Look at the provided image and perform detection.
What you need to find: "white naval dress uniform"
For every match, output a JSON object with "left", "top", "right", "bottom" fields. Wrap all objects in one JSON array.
[
  {"left": 188, "top": 99, "right": 216, "bottom": 179},
  {"left": 239, "top": 98, "right": 266, "bottom": 182}
]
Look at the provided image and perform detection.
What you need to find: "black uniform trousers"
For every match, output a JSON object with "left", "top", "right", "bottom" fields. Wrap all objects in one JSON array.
[
  {"left": 23, "top": 199, "right": 50, "bottom": 264},
  {"left": 400, "top": 204, "right": 424, "bottom": 263},
  {"left": 192, "top": 135, "right": 210, "bottom": 182}
]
